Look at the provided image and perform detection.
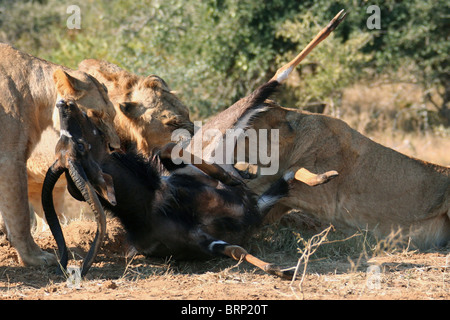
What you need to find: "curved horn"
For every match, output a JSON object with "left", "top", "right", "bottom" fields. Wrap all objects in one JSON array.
[
  {"left": 67, "top": 159, "right": 107, "bottom": 277},
  {"left": 42, "top": 159, "right": 69, "bottom": 273}
]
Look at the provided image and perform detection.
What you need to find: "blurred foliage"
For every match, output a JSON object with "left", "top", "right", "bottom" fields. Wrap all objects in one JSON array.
[{"left": 0, "top": 0, "right": 448, "bottom": 124}]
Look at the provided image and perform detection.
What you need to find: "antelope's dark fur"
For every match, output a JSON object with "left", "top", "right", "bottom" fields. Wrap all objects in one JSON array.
[{"left": 86, "top": 150, "right": 283, "bottom": 260}]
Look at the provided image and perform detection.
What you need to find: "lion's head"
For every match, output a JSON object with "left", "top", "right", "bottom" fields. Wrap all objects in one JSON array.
[{"left": 78, "top": 59, "right": 193, "bottom": 155}]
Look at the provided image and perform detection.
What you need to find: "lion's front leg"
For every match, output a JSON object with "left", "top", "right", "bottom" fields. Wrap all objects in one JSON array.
[{"left": 0, "top": 155, "right": 57, "bottom": 266}]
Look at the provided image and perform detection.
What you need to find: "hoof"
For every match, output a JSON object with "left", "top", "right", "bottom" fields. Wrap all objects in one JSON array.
[{"left": 264, "top": 264, "right": 295, "bottom": 280}]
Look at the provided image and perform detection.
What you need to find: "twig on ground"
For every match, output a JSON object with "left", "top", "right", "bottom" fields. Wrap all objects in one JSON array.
[{"left": 290, "top": 225, "right": 334, "bottom": 299}]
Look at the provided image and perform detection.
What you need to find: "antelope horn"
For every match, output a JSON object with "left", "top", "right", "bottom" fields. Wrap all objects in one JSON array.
[
  {"left": 42, "top": 159, "right": 69, "bottom": 273},
  {"left": 271, "top": 9, "right": 347, "bottom": 83},
  {"left": 67, "top": 159, "right": 107, "bottom": 277}
]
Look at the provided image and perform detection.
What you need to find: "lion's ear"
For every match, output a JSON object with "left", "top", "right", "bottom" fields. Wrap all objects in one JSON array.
[{"left": 53, "top": 69, "right": 85, "bottom": 97}]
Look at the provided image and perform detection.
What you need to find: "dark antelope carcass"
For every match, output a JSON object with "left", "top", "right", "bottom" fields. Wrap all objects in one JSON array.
[{"left": 42, "top": 100, "right": 335, "bottom": 278}]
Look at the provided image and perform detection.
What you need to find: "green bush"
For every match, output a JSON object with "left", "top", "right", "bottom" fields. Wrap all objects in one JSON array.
[{"left": 1, "top": 0, "right": 448, "bottom": 124}]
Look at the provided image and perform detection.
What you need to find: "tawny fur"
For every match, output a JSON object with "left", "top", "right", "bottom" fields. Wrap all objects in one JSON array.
[
  {"left": 78, "top": 59, "right": 193, "bottom": 155},
  {"left": 206, "top": 102, "right": 450, "bottom": 249}
]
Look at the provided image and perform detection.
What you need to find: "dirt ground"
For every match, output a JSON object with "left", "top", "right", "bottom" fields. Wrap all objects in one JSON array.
[{"left": 0, "top": 215, "right": 448, "bottom": 301}]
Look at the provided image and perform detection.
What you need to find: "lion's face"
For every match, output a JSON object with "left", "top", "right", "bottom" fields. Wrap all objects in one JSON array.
[
  {"left": 79, "top": 59, "right": 193, "bottom": 154},
  {"left": 118, "top": 75, "right": 194, "bottom": 151},
  {"left": 53, "top": 69, "right": 120, "bottom": 150}
]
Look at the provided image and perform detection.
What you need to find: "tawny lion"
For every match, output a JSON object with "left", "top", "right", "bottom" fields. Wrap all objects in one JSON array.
[
  {"left": 0, "top": 43, "right": 120, "bottom": 266},
  {"left": 78, "top": 59, "right": 194, "bottom": 155}
]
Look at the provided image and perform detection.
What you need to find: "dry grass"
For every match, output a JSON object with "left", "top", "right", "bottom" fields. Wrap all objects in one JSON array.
[
  {"left": 338, "top": 80, "right": 450, "bottom": 166},
  {"left": 2, "top": 206, "right": 449, "bottom": 300},
  {"left": 255, "top": 218, "right": 449, "bottom": 300}
]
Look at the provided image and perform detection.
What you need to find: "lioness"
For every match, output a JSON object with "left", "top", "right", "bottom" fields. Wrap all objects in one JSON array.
[
  {"left": 238, "top": 106, "right": 450, "bottom": 249},
  {"left": 0, "top": 43, "right": 120, "bottom": 266},
  {"left": 27, "top": 59, "right": 193, "bottom": 226},
  {"left": 78, "top": 59, "right": 194, "bottom": 155}
]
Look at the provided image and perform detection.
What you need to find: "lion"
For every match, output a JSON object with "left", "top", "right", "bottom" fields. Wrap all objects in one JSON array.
[
  {"left": 0, "top": 43, "right": 120, "bottom": 266},
  {"left": 78, "top": 59, "right": 194, "bottom": 155},
  {"left": 200, "top": 96, "right": 450, "bottom": 249},
  {"left": 27, "top": 59, "right": 193, "bottom": 229}
]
